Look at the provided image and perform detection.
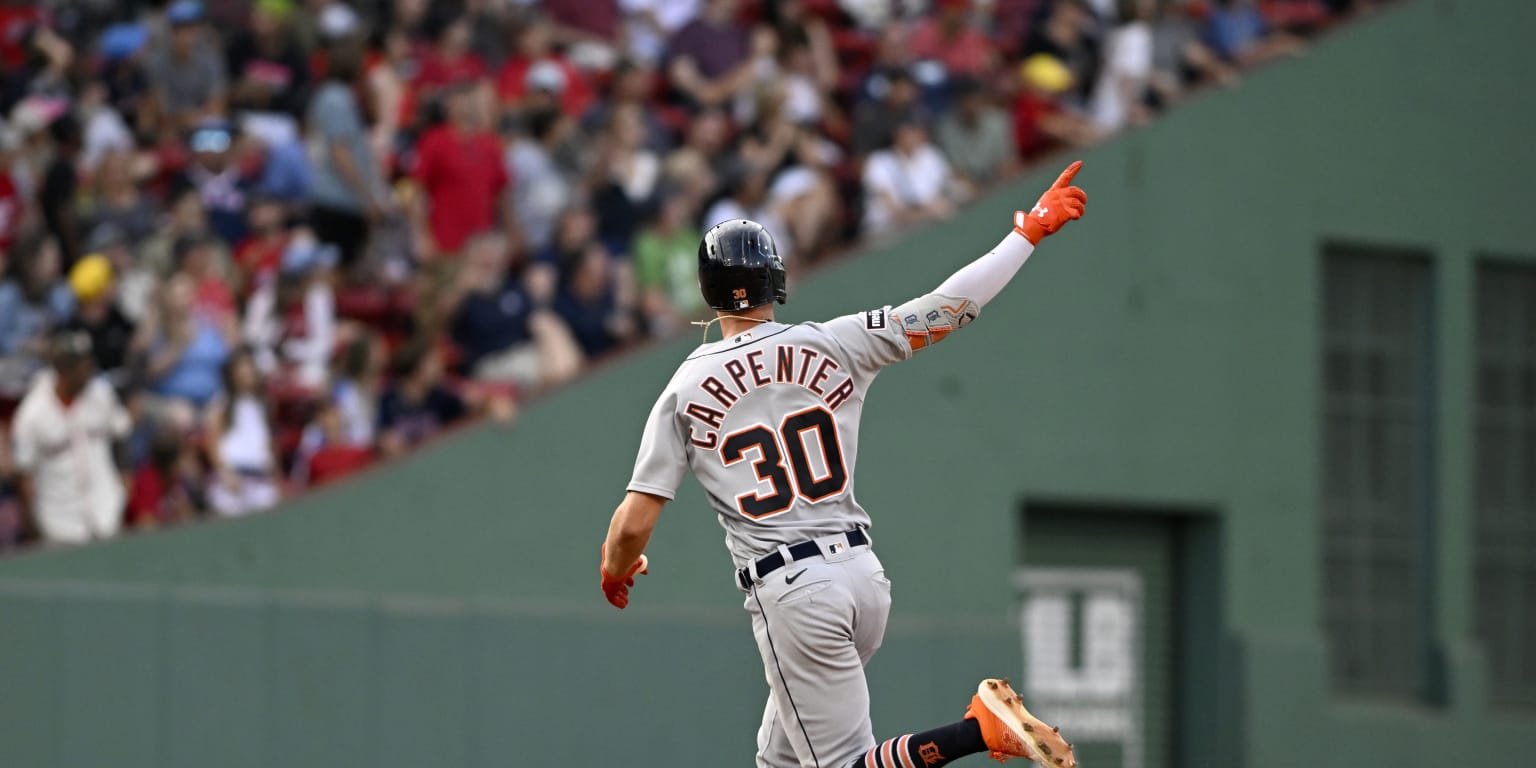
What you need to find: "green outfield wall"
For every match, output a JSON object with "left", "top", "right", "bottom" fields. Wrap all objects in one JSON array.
[{"left": 2, "top": 1, "right": 1533, "bottom": 765}]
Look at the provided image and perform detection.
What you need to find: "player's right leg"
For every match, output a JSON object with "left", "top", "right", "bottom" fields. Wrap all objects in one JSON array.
[
  {"left": 745, "top": 551, "right": 889, "bottom": 768},
  {"left": 847, "top": 679, "right": 1076, "bottom": 768}
]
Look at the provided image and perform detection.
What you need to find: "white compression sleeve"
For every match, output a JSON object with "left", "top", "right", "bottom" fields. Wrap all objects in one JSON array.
[{"left": 932, "top": 231, "right": 1036, "bottom": 309}]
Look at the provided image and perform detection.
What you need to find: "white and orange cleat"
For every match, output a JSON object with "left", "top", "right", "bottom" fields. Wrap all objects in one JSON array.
[{"left": 964, "top": 678, "right": 1077, "bottom": 767}]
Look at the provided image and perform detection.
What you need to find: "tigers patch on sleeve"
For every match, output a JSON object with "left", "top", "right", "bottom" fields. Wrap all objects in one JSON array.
[{"left": 864, "top": 308, "right": 887, "bottom": 331}]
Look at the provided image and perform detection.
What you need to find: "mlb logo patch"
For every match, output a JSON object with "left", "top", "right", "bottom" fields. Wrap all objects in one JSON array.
[
  {"left": 864, "top": 309, "right": 887, "bottom": 331},
  {"left": 828, "top": 542, "right": 846, "bottom": 554}
]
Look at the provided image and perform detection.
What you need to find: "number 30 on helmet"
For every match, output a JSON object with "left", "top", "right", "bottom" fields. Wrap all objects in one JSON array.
[{"left": 698, "top": 219, "right": 788, "bottom": 311}]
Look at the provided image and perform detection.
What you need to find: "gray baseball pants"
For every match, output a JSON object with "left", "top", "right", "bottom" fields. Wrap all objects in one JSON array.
[{"left": 741, "top": 537, "right": 892, "bottom": 768}]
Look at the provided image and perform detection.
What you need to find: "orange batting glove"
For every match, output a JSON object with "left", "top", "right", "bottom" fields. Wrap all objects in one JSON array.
[
  {"left": 1014, "top": 160, "right": 1088, "bottom": 245},
  {"left": 600, "top": 544, "right": 650, "bottom": 609}
]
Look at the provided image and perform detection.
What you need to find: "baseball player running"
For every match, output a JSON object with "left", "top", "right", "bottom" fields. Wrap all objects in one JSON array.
[{"left": 601, "top": 162, "right": 1089, "bottom": 768}]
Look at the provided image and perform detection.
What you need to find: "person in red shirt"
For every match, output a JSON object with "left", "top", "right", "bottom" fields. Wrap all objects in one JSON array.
[
  {"left": 495, "top": 13, "right": 594, "bottom": 118},
  {"left": 414, "top": 16, "right": 488, "bottom": 92},
  {"left": 125, "top": 420, "right": 204, "bottom": 529},
  {"left": 1011, "top": 54, "right": 1101, "bottom": 161},
  {"left": 232, "top": 196, "right": 289, "bottom": 296},
  {"left": 174, "top": 233, "right": 238, "bottom": 325},
  {"left": 410, "top": 82, "right": 513, "bottom": 257},
  {"left": 908, "top": 0, "right": 998, "bottom": 79}
]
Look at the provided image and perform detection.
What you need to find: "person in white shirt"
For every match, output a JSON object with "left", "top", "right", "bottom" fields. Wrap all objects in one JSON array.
[
  {"left": 206, "top": 348, "right": 281, "bottom": 517},
  {"left": 243, "top": 230, "right": 337, "bottom": 391},
  {"left": 12, "top": 330, "right": 130, "bottom": 544},
  {"left": 1091, "top": 0, "right": 1156, "bottom": 132},
  {"left": 860, "top": 119, "right": 958, "bottom": 234}
]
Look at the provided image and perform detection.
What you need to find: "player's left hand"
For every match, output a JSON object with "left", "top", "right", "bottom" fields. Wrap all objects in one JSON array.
[
  {"left": 1014, "top": 161, "right": 1088, "bottom": 245},
  {"left": 600, "top": 545, "right": 650, "bottom": 609}
]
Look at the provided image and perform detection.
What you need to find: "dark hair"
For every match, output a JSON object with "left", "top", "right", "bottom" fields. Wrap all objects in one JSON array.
[
  {"left": 9, "top": 229, "right": 58, "bottom": 298},
  {"left": 337, "top": 334, "right": 376, "bottom": 380},
  {"left": 218, "top": 347, "right": 260, "bottom": 431},
  {"left": 326, "top": 40, "right": 365, "bottom": 83},
  {"left": 390, "top": 337, "right": 434, "bottom": 379},
  {"left": 48, "top": 112, "right": 82, "bottom": 147},
  {"left": 525, "top": 107, "right": 561, "bottom": 142}
]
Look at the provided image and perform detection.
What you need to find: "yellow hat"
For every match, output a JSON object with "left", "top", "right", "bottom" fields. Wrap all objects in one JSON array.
[
  {"left": 69, "top": 254, "right": 114, "bottom": 302},
  {"left": 1021, "top": 54, "right": 1074, "bottom": 95}
]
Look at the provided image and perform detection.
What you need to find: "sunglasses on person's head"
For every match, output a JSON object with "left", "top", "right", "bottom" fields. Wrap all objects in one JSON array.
[{"left": 190, "top": 128, "right": 231, "bottom": 153}]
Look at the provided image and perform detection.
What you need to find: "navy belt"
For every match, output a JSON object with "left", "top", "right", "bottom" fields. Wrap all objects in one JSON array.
[{"left": 737, "top": 528, "right": 869, "bottom": 590}]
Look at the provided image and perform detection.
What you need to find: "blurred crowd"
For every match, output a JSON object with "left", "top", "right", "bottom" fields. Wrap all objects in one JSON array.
[{"left": 0, "top": 0, "right": 1382, "bottom": 549}]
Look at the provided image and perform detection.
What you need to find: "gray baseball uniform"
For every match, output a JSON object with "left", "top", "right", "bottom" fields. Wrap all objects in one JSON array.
[{"left": 627, "top": 294, "right": 982, "bottom": 768}]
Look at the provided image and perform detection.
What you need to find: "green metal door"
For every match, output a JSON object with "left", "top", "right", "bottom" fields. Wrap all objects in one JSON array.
[{"left": 1017, "top": 508, "right": 1179, "bottom": 768}]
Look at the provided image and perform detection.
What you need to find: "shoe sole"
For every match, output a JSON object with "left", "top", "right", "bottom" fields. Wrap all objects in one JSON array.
[{"left": 976, "top": 678, "right": 1078, "bottom": 767}]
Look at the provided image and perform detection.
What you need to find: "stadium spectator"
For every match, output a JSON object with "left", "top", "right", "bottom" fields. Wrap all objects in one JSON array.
[
  {"left": 583, "top": 60, "right": 671, "bottom": 153},
  {"left": 148, "top": 1, "right": 228, "bottom": 134},
  {"left": 497, "top": 13, "right": 595, "bottom": 119},
  {"left": 138, "top": 187, "right": 231, "bottom": 286},
  {"left": 176, "top": 233, "right": 238, "bottom": 328},
  {"left": 411, "top": 82, "right": 512, "bottom": 258},
  {"left": 1091, "top": 0, "right": 1157, "bottom": 132},
  {"left": 417, "top": 16, "right": 490, "bottom": 93},
  {"left": 232, "top": 196, "right": 291, "bottom": 293},
  {"left": 851, "top": 67, "right": 928, "bottom": 156},
  {"left": 330, "top": 333, "right": 386, "bottom": 448},
  {"left": 1151, "top": 0, "right": 1239, "bottom": 98},
  {"left": 1020, "top": 0, "right": 1105, "bottom": 105},
  {"left": 12, "top": 330, "right": 130, "bottom": 544},
  {"left": 591, "top": 103, "right": 662, "bottom": 253},
  {"left": 377, "top": 339, "right": 469, "bottom": 457},
  {"left": 704, "top": 163, "right": 791, "bottom": 257},
  {"left": 621, "top": 0, "right": 703, "bottom": 67},
  {"left": 77, "top": 82, "right": 135, "bottom": 176},
  {"left": 293, "top": 396, "right": 375, "bottom": 487},
  {"left": 1206, "top": 0, "right": 1304, "bottom": 65},
  {"left": 125, "top": 418, "right": 204, "bottom": 529},
  {"left": 98, "top": 23, "right": 153, "bottom": 133},
  {"left": 936, "top": 77, "right": 1018, "bottom": 188},
  {"left": 37, "top": 112, "right": 83, "bottom": 264},
  {"left": 85, "top": 224, "right": 156, "bottom": 325},
  {"left": 861, "top": 119, "right": 959, "bottom": 233},
  {"left": 243, "top": 232, "right": 338, "bottom": 391},
  {"left": 306, "top": 42, "right": 387, "bottom": 271},
  {"left": 505, "top": 108, "right": 577, "bottom": 255},
  {"left": 1012, "top": 53, "right": 1103, "bottom": 160},
  {"left": 633, "top": 192, "right": 704, "bottom": 334},
  {"left": 543, "top": 0, "right": 623, "bottom": 69},
  {"left": 909, "top": 0, "right": 999, "bottom": 79},
  {"left": 762, "top": 0, "right": 839, "bottom": 102},
  {"left": 226, "top": 0, "right": 310, "bottom": 118},
  {"left": 553, "top": 243, "right": 634, "bottom": 359},
  {"left": 447, "top": 232, "right": 581, "bottom": 392},
  {"left": 62, "top": 255, "right": 138, "bottom": 388},
  {"left": 142, "top": 273, "right": 233, "bottom": 412},
  {"left": 665, "top": 0, "right": 757, "bottom": 109},
  {"left": 179, "top": 122, "right": 252, "bottom": 245},
  {"left": 82, "top": 151, "right": 157, "bottom": 248},
  {"left": 206, "top": 349, "right": 281, "bottom": 517},
  {"left": 0, "top": 233, "right": 75, "bottom": 396}
]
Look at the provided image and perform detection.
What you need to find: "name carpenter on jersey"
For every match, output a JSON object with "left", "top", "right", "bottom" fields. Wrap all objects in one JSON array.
[{"left": 685, "top": 344, "right": 856, "bottom": 449}]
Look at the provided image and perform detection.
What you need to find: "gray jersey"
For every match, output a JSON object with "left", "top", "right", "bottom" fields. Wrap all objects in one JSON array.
[{"left": 628, "top": 307, "right": 928, "bottom": 568}]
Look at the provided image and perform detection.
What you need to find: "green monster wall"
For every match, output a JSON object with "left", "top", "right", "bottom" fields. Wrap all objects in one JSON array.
[{"left": 2, "top": 1, "right": 1533, "bottom": 765}]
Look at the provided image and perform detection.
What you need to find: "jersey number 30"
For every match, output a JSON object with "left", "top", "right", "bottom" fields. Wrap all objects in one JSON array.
[{"left": 720, "top": 406, "right": 848, "bottom": 518}]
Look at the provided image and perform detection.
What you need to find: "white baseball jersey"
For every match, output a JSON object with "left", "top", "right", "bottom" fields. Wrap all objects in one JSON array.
[{"left": 627, "top": 304, "right": 961, "bottom": 568}]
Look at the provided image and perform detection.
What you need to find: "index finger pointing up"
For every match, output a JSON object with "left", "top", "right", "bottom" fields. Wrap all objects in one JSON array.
[{"left": 1051, "top": 160, "right": 1084, "bottom": 190}]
